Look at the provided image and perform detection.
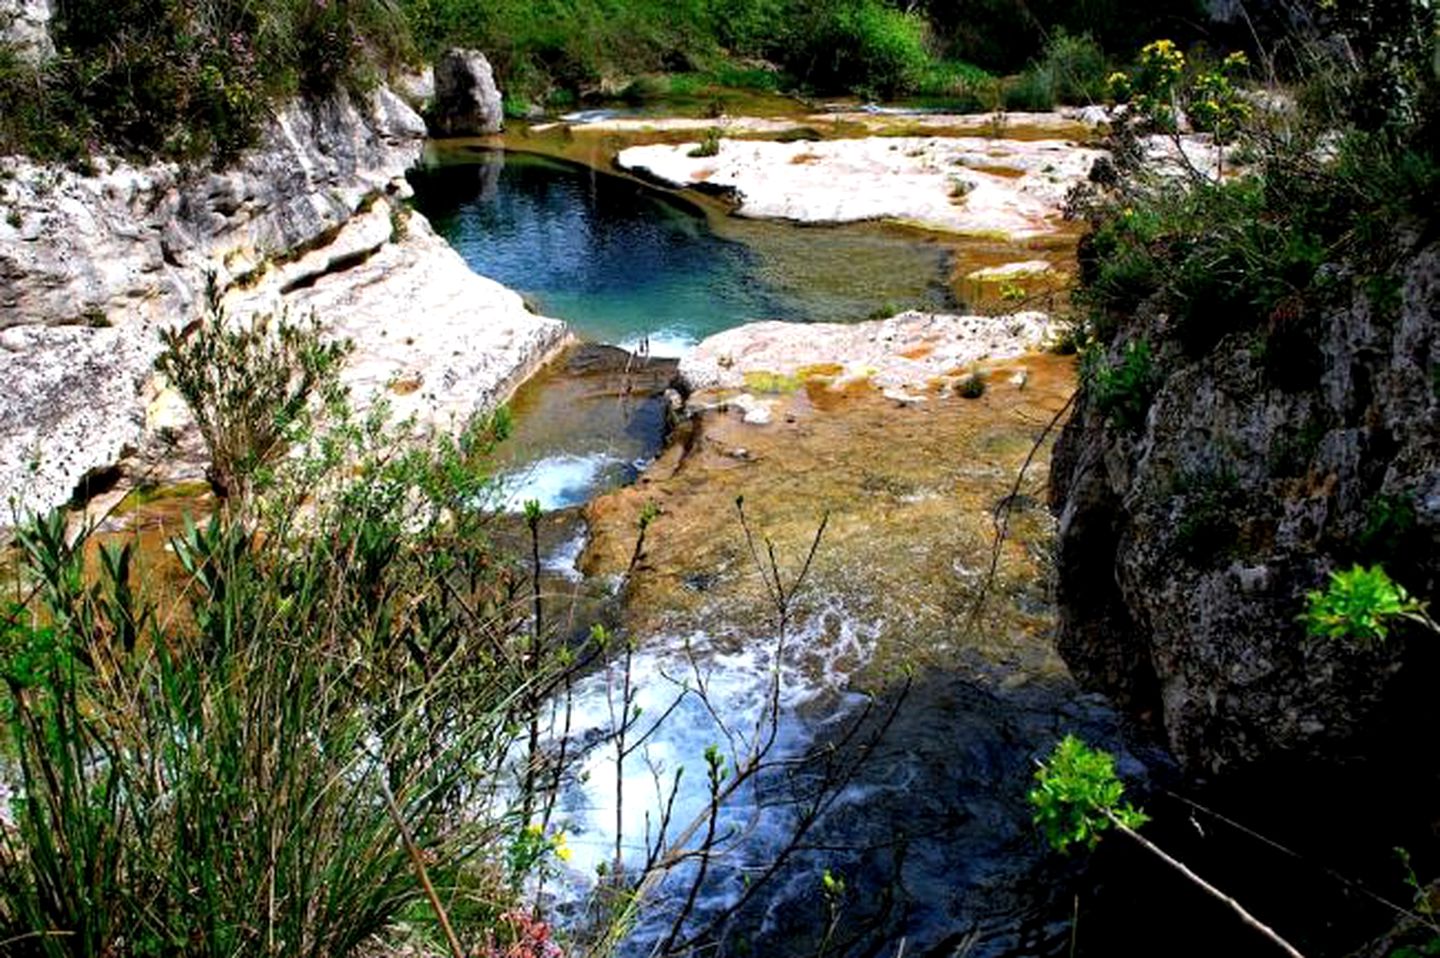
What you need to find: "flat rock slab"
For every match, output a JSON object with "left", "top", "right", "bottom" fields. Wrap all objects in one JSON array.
[
  {"left": 617, "top": 135, "right": 1104, "bottom": 240},
  {"left": 679, "top": 310, "right": 1056, "bottom": 396}
]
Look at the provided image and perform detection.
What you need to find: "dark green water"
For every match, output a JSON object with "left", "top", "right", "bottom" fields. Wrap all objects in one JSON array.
[{"left": 409, "top": 148, "right": 956, "bottom": 354}]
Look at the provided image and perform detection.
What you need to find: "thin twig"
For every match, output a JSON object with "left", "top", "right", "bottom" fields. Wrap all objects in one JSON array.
[
  {"left": 1108, "top": 812, "right": 1307, "bottom": 958},
  {"left": 378, "top": 775, "right": 466, "bottom": 958}
]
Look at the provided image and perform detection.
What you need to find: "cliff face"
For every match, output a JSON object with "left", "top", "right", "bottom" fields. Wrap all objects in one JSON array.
[
  {"left": 0, "top": 88, "right": 567, "bottom": 522},
  {"left": 1049, "top": 239, "right": 1440, "bottom": 775}
]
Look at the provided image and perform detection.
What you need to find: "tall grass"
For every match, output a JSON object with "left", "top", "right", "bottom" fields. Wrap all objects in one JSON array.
[{"left": 0, "top": 380, "right": 553, "bottom": 956}]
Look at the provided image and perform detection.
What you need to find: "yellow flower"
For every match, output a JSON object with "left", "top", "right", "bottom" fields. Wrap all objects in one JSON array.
[{"left": 552, "top": 831, "right": 572, "bottom": 863}]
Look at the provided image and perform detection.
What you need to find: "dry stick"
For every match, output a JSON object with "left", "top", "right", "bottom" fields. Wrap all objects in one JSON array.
[
  {"left": 960, "top": 391, "right": 1076, "bottom": 643},
  {"left": 669, "top": 682, "right": 911, "bottom": 955},
  {"left": 379, "top": 775, "right": 466, "bottom": 958},
  {"left": 522, "top": 511, "right": 544, "bottom": 824},
  {"left": 1163, "top": 788, "right": 1439, "bottom": 932},
  {"left": 1107, "top": 812, "right": 1306, "bottom": 958}
]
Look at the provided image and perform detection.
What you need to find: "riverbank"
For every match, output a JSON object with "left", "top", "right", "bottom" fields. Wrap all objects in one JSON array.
[{"left": 0, "top": 87, "right": 569, "bottom": 526}]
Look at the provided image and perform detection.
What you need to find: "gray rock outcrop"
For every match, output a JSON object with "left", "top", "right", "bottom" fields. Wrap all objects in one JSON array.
[
  {"left": 0, "top": 0, "right": 53, "bottom": 63},
  {"left": 1, "top": 85, "right": 567, "bottom": 526},
  {"left": 1049, "top": 240, "right": 1440, "bottom": 775},
  {"left": 429, "top": 49, "right": 504, "bottom": 136}
]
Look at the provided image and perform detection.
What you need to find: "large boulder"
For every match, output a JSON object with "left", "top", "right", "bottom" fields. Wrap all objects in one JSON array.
[
  {"left": 1049, "top": 239, "right": 1440, "bottom": 776},
  {"left": 429, "top": 49, "right": 504, "bottom": 137}
]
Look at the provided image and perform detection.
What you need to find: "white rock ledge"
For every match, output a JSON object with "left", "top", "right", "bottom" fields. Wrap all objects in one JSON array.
[
  {"left": 0, "top": 87, "right": 568, "bottom": 526},
  {"left": 617, "top": 136, "right": 1104, "bottom": 240},
  {"left": 679, "top": 310, "right": 1055, "bottom": 396}
]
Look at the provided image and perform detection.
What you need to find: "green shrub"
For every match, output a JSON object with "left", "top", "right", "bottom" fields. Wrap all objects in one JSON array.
[
  {"left": 155, "top": 278, "right": 350, "bottom": 502},
  {"left": 1084, "top": 337, "right": 1158, "bottom": 432},
  {"left": 2, "top": 0, "right": 412, "bottom": 160},
  {"left": 0, "top": 403, "right": 549, "bottom": 957},
  {"left": 790, "top": 0, "right": 932, "bottom": 99},
  {"left": 1003, "top": 68, "right": 1055, "bottom": 111},
  {"left": 1040, "top": 30, "right": 1108, "bottom": 103},
  {"left": 1003, "top": 30, "right": 1107, "bottom": 111},
  {"left": 1172, "top": 466, "right": 1241, "bottom": 563},
  {"left": 1304, "top": 564, "right": 1428, "bottom": 644},
  {"left": 914, "top": 57, "right": 992, "bottom": 101},
  {"left": 688, "top": 127, "right": 723, "bottom": 157},
  {"left": 1029, "top": 734, "right": 1149, "bottom": 853}
]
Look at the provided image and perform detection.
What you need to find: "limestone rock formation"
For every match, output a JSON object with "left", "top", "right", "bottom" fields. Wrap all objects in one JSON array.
[
  {"left": 429, "top": 49, "right": 505, "bottom": 137},
  {"left": 0, "top": 85, "right": 566, "bottom": 526},
  {"left": 1049, "top": 241, "right": 1440, "bottom": 774},
  {"left": 617, "top": 135, "right": 1104, "bottom": 241},
  {"left": 679, "top": 310, "right": 1056, "bottom": 394},
  {"left": 0, "top": 0, "right": 53, "bottom": 63}
]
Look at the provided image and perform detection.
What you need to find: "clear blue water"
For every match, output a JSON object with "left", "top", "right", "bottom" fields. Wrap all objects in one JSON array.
[{"left": 409, "top": 149, "right": 955, "bottom": 354}]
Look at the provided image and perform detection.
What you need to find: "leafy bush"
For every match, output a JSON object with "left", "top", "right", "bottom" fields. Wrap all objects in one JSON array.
[
  {"left": 1029, "top": 734, "right": 1148, "bottom": 853},
  {"left": 688, "top": 127, "right": 722, "bottom": 157},
  {"left": 1304, "top": 564, "right": 1429, "bottom": 644},
  {"left": 1004, "top": 69, "right": 1055, "bottom": 111},
  {"left": 1005, "top": 30, "right": 1108, "bottom": 110},
  {"left": 788, "top": 0, "right": 932, "bottom": 98},
  {"left": 1078, "top": 15, "right": 1438, "bottom": 366},
  {"left": 0, "top": 0, "right": 412, "bottom": 160},
  {"left": 1084, "top": 337, "right": 1158, "bottom": 432},
  {"left": 0, "top": 398, "right": 550, "bottom": 956},
  {"left": 155, "top": 279, "right": 351, "bottom": 501}
]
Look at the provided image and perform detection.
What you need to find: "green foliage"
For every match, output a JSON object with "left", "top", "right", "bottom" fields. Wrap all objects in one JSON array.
[
  {"left": 689, "top": 127, "right": 722, "bottom": 158},
  {"left": 1172, "top": 465, "right": 1242, "bottom": 563},
  {"left": 2, "top": 0, "right": 412, "bottom": 160},
  {"left": 914, "top": 58, "right": 992, "bottom": 101},
  {"left": 155, "top": 277, "right": 351, "bottom": 501},
  {"left": 1084, "top": 338, "right": 1158, "bottom": 432},
  {"left": 788, "top": 0, "right": 932, "bottom": 99},
  {"left": 1004, "top": 69, "right": 1056, "bottom": 112},
  {"left": 1392, "top": 940, "right": 1440, "bottom": 958},
  {"left": 921, "top": 0, "right": 1203, "bottom": 75},
  {"left": 1303, "top": 564, "right": 1428, "bottom": 644},
  {"left": 1079, "top": 18, "right": 1439, "bottom": 371},
  {"left": 1006, "top": 30, "right": 1109, "bottom": 110},
  {"left": 1358, "top": 493, "right": 1419, "bottom": 560},
  {"left": 1029, "top": 735, "right": 1149, "bottom": 854},
  {"left": 0, "top": 392, "right": 557, "bottom": 955}
]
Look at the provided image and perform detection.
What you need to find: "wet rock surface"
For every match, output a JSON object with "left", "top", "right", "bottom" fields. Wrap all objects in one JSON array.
[{"left": 571, "top": 340, "right": 1153, "bottom": 955}]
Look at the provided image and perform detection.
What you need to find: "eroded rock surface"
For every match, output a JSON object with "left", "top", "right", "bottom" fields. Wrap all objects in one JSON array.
[
  {"left": 617, "top": 135, "right": 1104, "bottom": 240},
  {"left": 679, "top": 310, "right": 1056, "bottom": 394},
  {"left": 1, "top": 86, "right": 565, "bottom": 524},
  {"left": 429, "top": 49, "right": 504, "bottom": 136},
  {"left": 1049, "top": 240, "right": 1440, "bottom": 774},
  {"left": 0, "top": 0, "right": 52, "bottom": 62}
]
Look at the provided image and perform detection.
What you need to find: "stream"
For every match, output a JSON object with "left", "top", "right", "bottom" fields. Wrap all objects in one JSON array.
[{"left": 410, "top": 144, "right": 1136, "bottom": 957}]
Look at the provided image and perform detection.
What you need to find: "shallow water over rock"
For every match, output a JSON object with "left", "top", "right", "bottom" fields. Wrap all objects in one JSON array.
[{"left": 414, "top": 133, "right": 1133, "bottom": 956}]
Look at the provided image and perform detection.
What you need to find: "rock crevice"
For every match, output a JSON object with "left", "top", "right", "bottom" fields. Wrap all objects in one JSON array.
[{"left": 1049, "top": 240, "right": 1440, "bottom": 774}]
